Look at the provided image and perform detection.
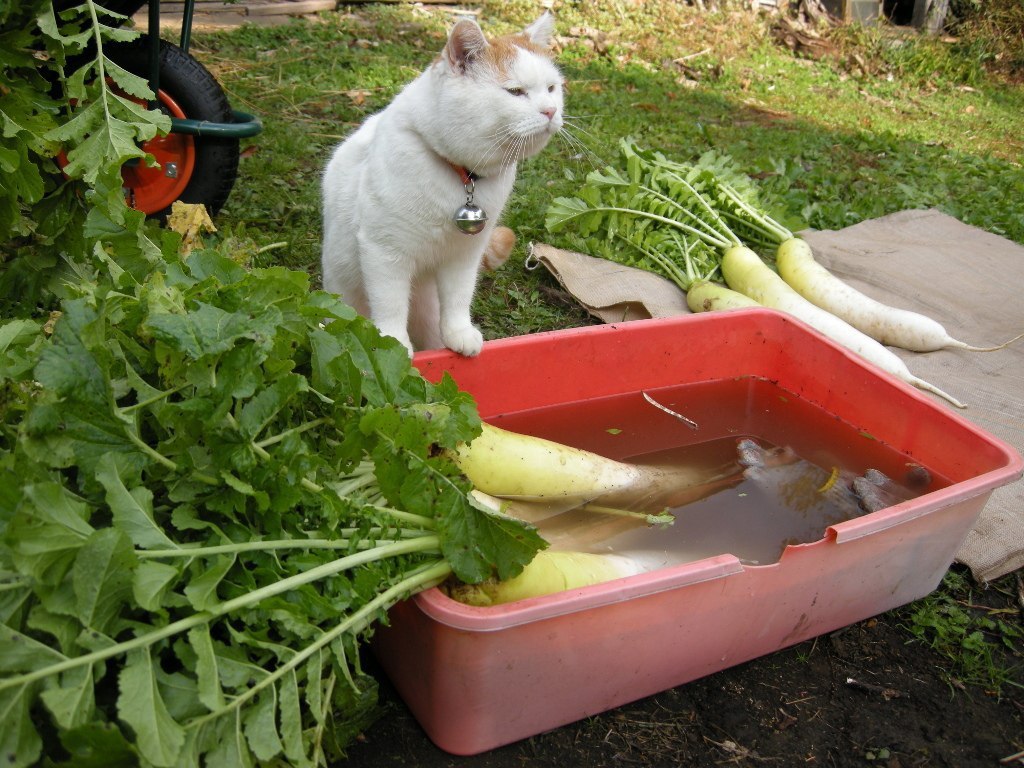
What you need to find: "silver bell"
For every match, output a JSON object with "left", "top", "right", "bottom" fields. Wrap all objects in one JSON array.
[{"left": 454, "top": 203, "right": 488, "bottom": 235}]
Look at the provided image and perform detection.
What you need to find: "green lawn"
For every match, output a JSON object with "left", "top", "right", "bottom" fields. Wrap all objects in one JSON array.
[{"left": 196, "top": 2, "right": 1024, "bottom": 339}]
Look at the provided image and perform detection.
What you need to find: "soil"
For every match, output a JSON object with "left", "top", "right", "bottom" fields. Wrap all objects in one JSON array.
[{"left": 342, "top": 567, "right": 1023, "bottom": 768}]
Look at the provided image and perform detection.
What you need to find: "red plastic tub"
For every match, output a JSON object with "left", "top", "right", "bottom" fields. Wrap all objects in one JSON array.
[{"left": 371, "top": 310, "right": 1022, "bottom": 755}]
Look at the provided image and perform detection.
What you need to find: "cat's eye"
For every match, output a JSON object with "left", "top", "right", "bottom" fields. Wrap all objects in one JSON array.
[
  {"left": 505, "top": 87, "right": 526, "bottom": 97},
  {"left": 547, "top": 84, "right": 556, "bottom": 93}
]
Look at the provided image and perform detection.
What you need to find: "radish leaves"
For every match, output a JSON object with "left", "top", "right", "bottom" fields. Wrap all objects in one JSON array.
[{"left": 0, "top": 252, "right": 546, "bottom": 766}]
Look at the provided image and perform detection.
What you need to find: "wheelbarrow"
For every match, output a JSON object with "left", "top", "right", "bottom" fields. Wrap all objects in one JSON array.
[{"left": 55, "top": 0, "right": 262, "bottom": 218}]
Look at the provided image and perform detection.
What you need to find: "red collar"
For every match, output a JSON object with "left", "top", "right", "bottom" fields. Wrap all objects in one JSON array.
[{"left": 449, "top": 163, "right": 479, "bottom": 185}]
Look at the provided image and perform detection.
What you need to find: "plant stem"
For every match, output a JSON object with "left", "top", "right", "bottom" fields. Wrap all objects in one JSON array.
[
  {"left": 637, "top": 184, "right": 733, "bottom": 246},
  {"left": 0, "top": 576, "right": 31, "bottom": 592},
  {"left": 373, "top": 506, "right": 438, "bottom": 530},
  {"left": 579, "top": 503, "right": 675, "bottom": 527},
  {"left": 135, "top": 531, "right": 434, "bottom": 559},
  {"left": 614, "top": 234, "right": 694, "bottom": 291},
  {"left": 716, "top": 183, "right": 793, "bottom": 242},
  {"left": 0, "top": 536, "right": 442, "bottom": 692},
  {"left": 557, "top": 204, "right": 734, "bottom": 249},
  {"left": 244, "top": 428, "right": 325, "bottom": 494},
  {"left": 653, "top": 169, "right": 742, "bottom": 247},
  {"left": 183, "top": 559, "right": 452, "bottom": 731},
  {"left": 123, "top": 430, "right": 220, "bottom": 485},
  {"left": 119, "top": 383, "right": 188, "bottom": 413},
  {"left": 254, "top": 417, "right": 331, "bottom": 449}
]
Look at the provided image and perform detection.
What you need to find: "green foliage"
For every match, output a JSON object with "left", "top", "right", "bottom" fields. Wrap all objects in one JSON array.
[
  {"left": 0, "top": 5, "right": 545, "bottom": 764},
  {"left": 952, "top": 0, "right": 1024, "bottom": 78},
  {"left": 545, "top": 139, "right": 796, "bottom": 290},
  {"left": 0, "top": 0, "right": 177, "bottom": 315},
  {"left": 903, "top": 570, "right": 1023, "bottom": 695},
  {"left": 0, "top": 248, "right": 544, "bottom": 766}
]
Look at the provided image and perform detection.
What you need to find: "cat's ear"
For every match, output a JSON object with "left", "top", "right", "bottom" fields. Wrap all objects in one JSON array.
[
  {"left": 524, "top": 11, "right": 555, "bottom": 49},
  {"left": 445, "top": 20, "right": 488, "bottom": 73}
]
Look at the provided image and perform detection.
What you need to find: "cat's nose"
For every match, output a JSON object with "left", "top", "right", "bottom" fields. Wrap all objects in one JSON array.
[{"left": 540, "top": 107, "right": 556, "bottom": 121}]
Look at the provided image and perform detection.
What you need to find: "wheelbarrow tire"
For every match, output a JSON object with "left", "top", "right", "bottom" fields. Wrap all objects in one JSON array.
[{"left": 107, "top": 36, "right": 240, "bottom": 218}]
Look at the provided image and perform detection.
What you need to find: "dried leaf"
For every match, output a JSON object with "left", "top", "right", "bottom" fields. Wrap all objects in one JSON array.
[{"left": 167, "top": 201, "right": 217, "bottom": 255}]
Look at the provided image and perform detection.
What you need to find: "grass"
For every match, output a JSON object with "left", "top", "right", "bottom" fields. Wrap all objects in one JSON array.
[
  {"left": 904, "top": 568, "right": 1023, "bottom": 696},
  {"left": 181, "top": 1, "right": 1023, "bottom": 689},
  {"left": 193, "top": 2, "right": 1024, "bottom": 340}
]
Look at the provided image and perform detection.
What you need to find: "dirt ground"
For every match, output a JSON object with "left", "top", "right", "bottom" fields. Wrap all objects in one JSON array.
[{"left": 343, "top": 567, "right": 1023, "bottom": 768}]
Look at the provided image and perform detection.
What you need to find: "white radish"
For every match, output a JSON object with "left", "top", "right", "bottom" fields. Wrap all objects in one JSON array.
[
  {"left": 470, "top": 488, "right": 676, "bottom": 555},
  {"left": 453, "top": 423, "right": 744, "bottom": 512},
  {"left": 721, "top": 245, "right": 966, "bottom": 408},
  {"left": 451, "top": 422, "right": 664, "bottom": 502},
  {"left": 686, "top": 280, "right": 762, "bottom": 313},
  {"left": 776, "top": 238, "right": 1023, "bottom": 353},
  {"left": 448, "top": 549, "right": 668, "bottom": 606}
]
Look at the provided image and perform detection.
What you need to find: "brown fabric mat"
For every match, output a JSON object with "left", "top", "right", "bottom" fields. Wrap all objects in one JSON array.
[{"left": 529, "top": 209, "right": 1024, "bottom": 582}]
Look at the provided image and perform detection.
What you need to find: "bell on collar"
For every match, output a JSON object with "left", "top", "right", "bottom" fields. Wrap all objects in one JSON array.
[{"left": 454, "top": 203, "right": 488, "bottom": 234}]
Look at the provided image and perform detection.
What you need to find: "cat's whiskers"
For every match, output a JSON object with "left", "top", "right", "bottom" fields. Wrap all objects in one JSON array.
[
  {"left": 469, "top": 134, "right": 515, "bottom": 177},
  {"left": 555, "top": 122, "right": 605, "bottom": 173},
  {"left": 560, "top": 115, "right": 602, "bottom": 148},
  {"left": 471, "top": 124, "right": 538, "bottom": 177}
]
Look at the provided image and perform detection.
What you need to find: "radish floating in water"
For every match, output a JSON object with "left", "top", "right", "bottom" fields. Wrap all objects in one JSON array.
[
  {"left": 775, "top": 238, "right": 1024, "bottom": 353},
  {"left": 452, "top": 422, "right": 659, "bottom": 502},
  {"left": 448, "top": 550, "right": 664, "bottom": 606},
  {"left": 451, "top": 438, "right": 924, "bottom": 605},
  {"left": 452, "top": 421, "right": 722, "bottom": 507},
  {"left": 721, "top": 245, "right": 966, "bottom": 408},
  {"left": 455, "top": 423, "right": 762, "bottom": 552}
]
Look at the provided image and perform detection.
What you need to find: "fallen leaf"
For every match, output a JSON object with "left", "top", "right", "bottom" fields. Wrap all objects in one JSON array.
[
  {"left": 43, "top": 310, "right": 62, "bottom": 335},
  {"left": 345, "top": 89, "right": 371, "bottom": 106},
  {"left": 167, "top": 201, "right": 217, "bottom": 256}
]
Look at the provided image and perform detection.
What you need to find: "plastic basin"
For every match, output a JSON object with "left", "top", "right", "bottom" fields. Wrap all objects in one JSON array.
[{"left": 371, "top": 310, "right": 1023, "bottom": 755}]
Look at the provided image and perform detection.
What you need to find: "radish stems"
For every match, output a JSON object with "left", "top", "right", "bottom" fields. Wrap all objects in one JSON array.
[
  {"left": 578, "top": 503, "right": 675, "bottom": 527},
  {"left": 0, "top": 537, "right": 443, "bottom": 692}
]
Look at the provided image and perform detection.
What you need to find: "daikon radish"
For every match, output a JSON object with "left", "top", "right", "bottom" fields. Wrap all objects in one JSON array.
[
  {"left": 448, "top": 549, "right": 664, "bottom": 606},
  {"left": 452, "top": 422, "right": 698, "bottom": 503},
  {"left": 686, "top": 280, "right": 762, "bottom": 313},
  {"left": 776, "top": 238, "right": 1023, "bottom": 353},
  {"left": 721, "top": 245, "right": 966, "bottom": 408}
]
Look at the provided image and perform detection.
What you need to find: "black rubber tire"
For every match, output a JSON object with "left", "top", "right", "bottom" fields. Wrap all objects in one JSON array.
[{"left": 107, "top": 36, "right": 240, "bottom": 218}]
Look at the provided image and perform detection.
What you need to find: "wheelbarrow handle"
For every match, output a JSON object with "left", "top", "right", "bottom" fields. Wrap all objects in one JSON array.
[{"left": 170, "top": 111, "right": 263, "bottom": 139}]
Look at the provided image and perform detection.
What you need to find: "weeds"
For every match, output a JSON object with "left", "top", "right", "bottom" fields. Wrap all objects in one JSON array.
[
  {"left": 903, "top": 569, "right": 1023, "bottom": 696},
  {"left": 952, "top": 0, "right": 1024, "bottom": 79}
]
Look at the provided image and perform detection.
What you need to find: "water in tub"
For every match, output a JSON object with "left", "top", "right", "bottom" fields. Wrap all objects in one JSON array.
[{"left": 490, "top": 378, "right": 943, "bottom": 567}]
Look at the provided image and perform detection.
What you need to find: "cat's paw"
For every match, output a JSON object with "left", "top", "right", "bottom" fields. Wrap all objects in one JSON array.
[{"left": 442, "top": 324, "right": 484, "bottom": 357}]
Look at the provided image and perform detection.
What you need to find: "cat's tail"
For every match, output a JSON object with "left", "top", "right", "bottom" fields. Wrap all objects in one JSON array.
[{"left": 482, "top": 226, "right": 516, "bottom": 271}]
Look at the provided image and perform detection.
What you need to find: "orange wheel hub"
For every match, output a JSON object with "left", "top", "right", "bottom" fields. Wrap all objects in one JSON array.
[
  {"left": 57, "top": 86, "right": 197, "bottom": 215},
  {"left": 122, "top": 89, "right": 196, "bottom": 214}
]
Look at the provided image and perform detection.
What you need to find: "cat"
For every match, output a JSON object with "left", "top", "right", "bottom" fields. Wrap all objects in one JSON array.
[{"left": 321, "top": 12, "right": 564, "bottom": 356}]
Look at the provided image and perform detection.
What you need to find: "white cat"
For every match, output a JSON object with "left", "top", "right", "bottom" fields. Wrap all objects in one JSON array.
[{"left": 321, "top": 12, "right": 564, "bottom": 356}]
